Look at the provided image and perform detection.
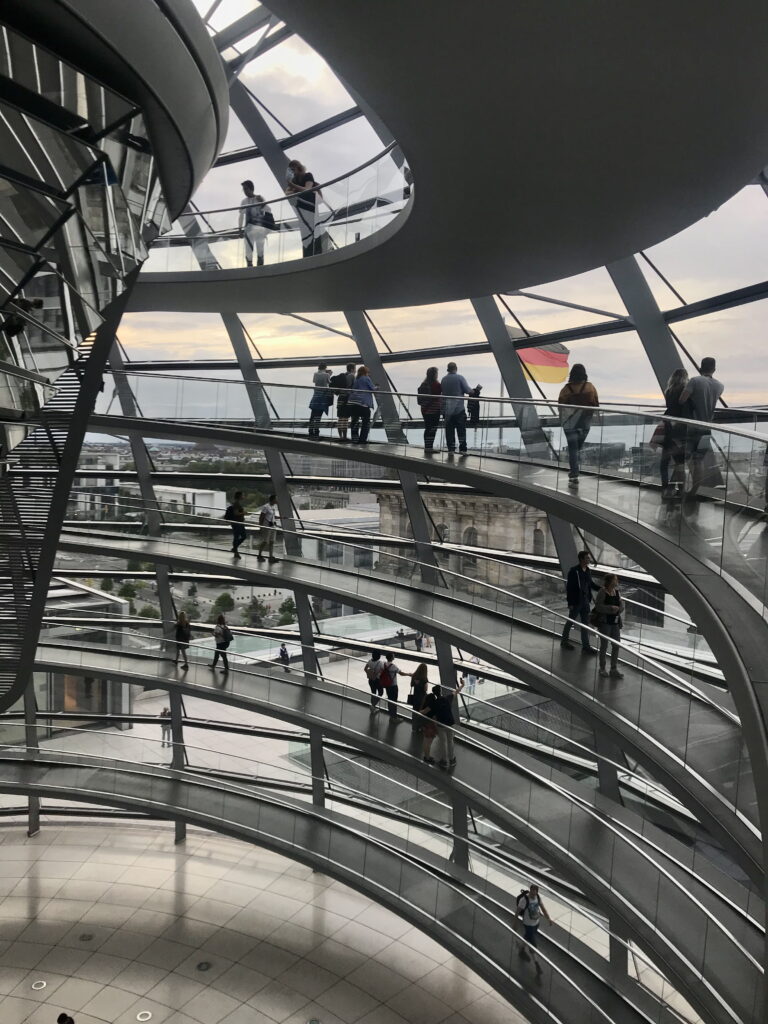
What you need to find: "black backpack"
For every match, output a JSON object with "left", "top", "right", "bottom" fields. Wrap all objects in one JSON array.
[
  {"left": 224, "top": 505, "right": 235, "bottom": 521},
  {"left": 221, "top": 625, "right": 233, "bottom": 646},
  {"left": 329, "top": 372, "right": 350, "bottom": 393},
  {"left": 263, "top": 209, "right": 276, "bottom": 230},
  {"left": 516, "top": 890, "right": 529, "bottom": 916}
]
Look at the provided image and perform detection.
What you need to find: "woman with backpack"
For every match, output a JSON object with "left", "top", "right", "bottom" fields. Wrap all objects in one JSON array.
[
  {"left": 558, "top": 363, "right": 599, "bottom": 484},
  {"left": 174, "top": 610, "right": 192, "bottom": 670},
  {"left": 593, "top": 573, "right": 625, "bottom": 679},
  {"left": 212, "top": 613, "right": 232, "bottom": 673},
  {"left": 417, "top": 366, "right": 442, "bottom": 451}
]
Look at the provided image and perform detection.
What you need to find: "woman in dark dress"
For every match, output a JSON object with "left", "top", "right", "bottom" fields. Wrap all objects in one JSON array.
[
  {"left": 660, "top": 368, "right": 692, "bottom": 497},
  {"left": 417, "top": 366, "right": 442, "bottom": 451}
]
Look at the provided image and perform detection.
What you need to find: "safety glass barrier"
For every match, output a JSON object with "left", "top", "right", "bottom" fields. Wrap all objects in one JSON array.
[
  {"left": 143, "top": 143, "right": 410, "bottom": 272},
  {"left": 36, "top": 617, "right": 688, "bottom": 821},
  {"left": 54, "top": 482, "right": 755, "bottom": 833},
  {"left": 96, "top": 372, "right": 768, "bottom": 615},
  {"left": 23, "top": 631, "right": 763, "bottom": 1021},
  {"left": 0, "top": 736, "right": 694, "bottom": 1024}
]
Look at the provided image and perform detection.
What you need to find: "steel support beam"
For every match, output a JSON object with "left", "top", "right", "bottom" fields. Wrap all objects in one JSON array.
[
  {"left": 169, "top": 691, "right": 186, "bottom": 843},
  {"left": 451, "top": 794, "right": 469, "bottom": 869},
  {"left": 471, "top": 296, "right": 579, "bottom": 573},
  {"left": 110, "top": 343, "right": 177, "bottom": 647},
  {"left": 309, "top": 726, "right": 325, "bottom": 808},
  {"left": 607, "top": 257, "right": 684, "bottom": 391}
]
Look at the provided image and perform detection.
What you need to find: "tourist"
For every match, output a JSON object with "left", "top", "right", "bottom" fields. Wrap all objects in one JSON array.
[
  {"left": 285, "top": 158, "right": 321, "bottom": 256},
  {"left": 425, "top": 680, "right": 460, "bottom": 769},
  {"left": 408, "top": 662, "right": 430, "bottom": 731},
  {"left": 279, "top": 642, "right": 290, "bottom": 671},
  {"left": 308, "top": 362, "right": 332, "bottom": 438},
  {"left": 558, "top": 364, "right": 599, "bottom": 484},
  {"left": 465, "top": 659, "right": 479, "bottom": 695},
  {"left": 421, "top": 684, "right": 441, "bottom": 762},
  {"left": 415, "top": 631, "right": 424, "bottom": 652},
  {"left": 256, "top": 494, "right": 279, "bottom": 563},
  {"left": 331, "top": 362, "right": 356, "bottom": 441},
  {"left": 238, "top": 180, "right": 273, "bottom": 266},
  {"left": 348, "top": 365, "right": 377, "bottom": 444},
  {"left": 417, "top": 366, "right": 442, "bottom": 451},
  {"left": 593, "top": 574, "right": 625, "bottom": 679},
  {"left": 467, "top": 384, "right": 483, "bottom": 427},
  {"left": 211, "top": 613, "right": 232, "bottom": 673},
  {"left": 226, "top": 490, "right": 247, "bottom": 559},
  {"left": 560, "top": 550, "right": 598, "bottom": 654},
  {"left": 382, "top": 651, "right": 412, "bottom": 717},
  {"left": 440, "top": 361, "right": 471, "bottom": 453},
  {"left": 658, "top": 368, "right": 692, "bottom": 498},
  {"left": 159, "top": 707, "right": 171, "bottom": 748},
  {"left": 174, "top": 610, "right": 192, "bottom": 669},
  {"left": 680, "top": 357, "right": 725, "bottom": 495},
  {"left": 364, "top": 649, "right": 386, "bottom": 709},
  {"left": 517, "top": 883, "right": 552, "bottom": 972}
]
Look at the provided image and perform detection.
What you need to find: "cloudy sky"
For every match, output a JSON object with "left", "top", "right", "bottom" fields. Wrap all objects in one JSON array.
[{"left": 120, "top": 0, "right": 768, "bottom": 406}]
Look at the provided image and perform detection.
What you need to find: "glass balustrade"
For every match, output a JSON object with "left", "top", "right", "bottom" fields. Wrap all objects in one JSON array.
[
  {"left": 21, "top": 632, "right": 763, "bottom": 1022},
  {"left": 54, "top": 473, "right": 757, "bottom": 836},
  {"left": 143, "top": 143, "right": 410, "bottom": 272},
  {"left": 97, "top": 372, "right": 768, "bottom": 618}
]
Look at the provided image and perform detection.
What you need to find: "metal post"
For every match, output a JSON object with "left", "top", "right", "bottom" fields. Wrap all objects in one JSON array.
[
  {"left": 169, "top": 691, "right": 186, "bottom": 843},
  {"left": 309, "top": 726, "right": 325, "bottom": 808},
  {"left": 24, "top": 682, "right": 40, "bottom": 836},
  {"left": 606, "top": 257, "right": 684, "bottom": 391},
  {"left": 451, "top": 794, "right": 469, "bottom": 869},
  {"left": 471, "top": 296, "right": 580, "bottom": 573}
]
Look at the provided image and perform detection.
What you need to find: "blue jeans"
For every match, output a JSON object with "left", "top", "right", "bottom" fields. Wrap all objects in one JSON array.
[
  {"left": 445, "top": 411, "right": 467, "bottom": 451},
  {"left": 231, "top": 523, "right": 246, "bottom": 552},
  {"left": 565, "top": 425, "right": 590, "bottom": 475},
  {"left": 561, "top": 602, "right": 591, "bottom": 648}
]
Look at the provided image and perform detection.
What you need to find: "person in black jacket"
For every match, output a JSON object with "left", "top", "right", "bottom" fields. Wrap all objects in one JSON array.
[{"left": 560, "top": 550, "right": 598, "bottom": 654}]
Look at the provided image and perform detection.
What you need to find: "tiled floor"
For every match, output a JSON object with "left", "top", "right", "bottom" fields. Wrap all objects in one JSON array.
[{"left": 0, "top": 821, "right": 527, "bottom": 1024}]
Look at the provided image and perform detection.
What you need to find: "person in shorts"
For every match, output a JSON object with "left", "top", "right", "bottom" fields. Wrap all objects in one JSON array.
[
  {"left": 331, "top": 362, "right": 356, "bottom": 441},
  {"left": 256, "top": 494, "right": 279, "bottom": 563}
]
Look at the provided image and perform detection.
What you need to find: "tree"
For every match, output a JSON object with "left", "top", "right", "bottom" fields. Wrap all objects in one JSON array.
[
  {"left": 138, "top": 604, "right": 160, "bottom": 618},
  {"left": 242, "top": 597, "right": 269, "bottom": 625},
  {"left": 278, "top": 597, "right": 296, "bottom": 626},
  {"left": 188, "top": 583, "right": 197, "bottom": 597},
  {"left": 127, "top": 559, "right": 142, "bottom": 572},
  {"left": 213, "top": 592, "right": 235, "bottom": 613},
  {"left": 101, "top": 577, "right": 113, "bottom": 593},
  {"left": 118, "top": 582, "right": 137, "bottom": 600}
]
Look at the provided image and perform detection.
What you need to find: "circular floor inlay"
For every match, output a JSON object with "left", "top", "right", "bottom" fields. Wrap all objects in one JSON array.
[
  {"left": 31, "top": 980, "right": 46, "bottom": 990},
  {"left": 196, "top": 961, "right": 211, "bottom": 971},
  {"left": 79, "top": 932, "right": 94, "bottom": 941},
  {"left": 137, "top": 1014, "right": 152, "bottom": 1022}
]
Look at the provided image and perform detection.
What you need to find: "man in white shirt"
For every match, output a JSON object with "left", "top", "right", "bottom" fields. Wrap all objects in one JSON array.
[
  {"left": 365, "top": 650, "right": 386, "bottom": 710},
  {"left": 238, "top": 180, "right": 270, "bottom": 267},
  {"left": 256, "top": 494, "right": 279, "bottom": 563}
]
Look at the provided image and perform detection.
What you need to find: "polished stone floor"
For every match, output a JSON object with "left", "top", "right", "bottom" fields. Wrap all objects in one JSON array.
[{"left": 0, "top": 821, "right": 525, "bottom": 1024}]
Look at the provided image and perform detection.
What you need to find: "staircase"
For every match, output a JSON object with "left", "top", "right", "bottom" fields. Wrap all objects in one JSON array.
[{"left": 0, "top": 339, "right": 94, "bottom": 709}]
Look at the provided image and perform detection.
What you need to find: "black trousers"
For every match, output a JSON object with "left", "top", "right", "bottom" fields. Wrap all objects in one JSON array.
[
  {"left": 350, "top": 405, "right": 371, "bottom": 443},
  {"left": 422, "top": 412, "right": 441, "bottom": 449}
]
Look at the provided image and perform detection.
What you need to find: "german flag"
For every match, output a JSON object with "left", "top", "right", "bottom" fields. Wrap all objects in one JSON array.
[{"left": 518, "top": 341, "right": 570, "bottom": 383}]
